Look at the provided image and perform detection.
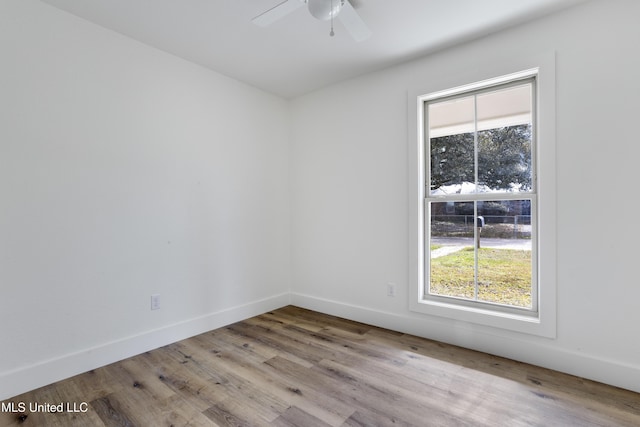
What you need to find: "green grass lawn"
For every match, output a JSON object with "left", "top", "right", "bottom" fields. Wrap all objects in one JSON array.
[{"left": 430, "top": 247, "right": 532, "bottom": 308}]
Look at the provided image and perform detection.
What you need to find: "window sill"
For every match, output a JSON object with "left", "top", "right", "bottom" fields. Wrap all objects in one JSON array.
[{"left": 410, "top": 296, "right": 555, "bottom": 338}]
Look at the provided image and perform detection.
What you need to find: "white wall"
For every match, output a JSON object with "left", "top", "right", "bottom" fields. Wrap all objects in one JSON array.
[
  {"left": 0, "top": 0, "right": 291, "bottom": 400},
  {"left": 291, "top": 0, "right": 640, "bottom": 393}
]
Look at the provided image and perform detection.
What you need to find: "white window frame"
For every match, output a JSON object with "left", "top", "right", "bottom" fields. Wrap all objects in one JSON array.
[{"left": 408, "top": 53, "right": 556, "bottom": 338}]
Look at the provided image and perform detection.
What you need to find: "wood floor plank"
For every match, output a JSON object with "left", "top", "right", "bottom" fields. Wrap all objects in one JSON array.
[
  {"left": 3, "top": 306, "right": 640, "bottom": 426},
  {"left": 343, "top": 410, "right": 406, "bottom": 427},
  {"left": 91, "top": 395, "right": 136, "bottom": 427},
  {"left": 271, "top": 406, "right": 332, "bottom": 427},
  {"left": 202, "top": 402, "right": 249, "bottom": 427}
]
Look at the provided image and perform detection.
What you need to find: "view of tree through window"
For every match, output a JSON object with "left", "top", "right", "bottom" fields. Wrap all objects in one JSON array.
[
  {"left": 430, "top": 124, "right": 532, "bottom": 192},
  {"left": 426, "top": 80, "right": 536, "bottom": 312}
]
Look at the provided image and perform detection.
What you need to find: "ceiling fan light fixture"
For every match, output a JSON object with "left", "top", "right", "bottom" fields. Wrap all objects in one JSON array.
[
  {"left": 307, "top": 0, "right": 343, "bottom": 21},
  {"left": 252, "top": 0, "right": 370, "bottom": 42}
]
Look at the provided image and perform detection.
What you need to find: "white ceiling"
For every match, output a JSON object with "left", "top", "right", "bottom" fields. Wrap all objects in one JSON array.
[{"left": 40, "top": 0, "right": 588, "bottom": 98}]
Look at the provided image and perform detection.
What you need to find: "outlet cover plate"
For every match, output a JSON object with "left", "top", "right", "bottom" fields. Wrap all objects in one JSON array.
[{"left": 151, "top": 294, "right": 160, "bottom": 310}]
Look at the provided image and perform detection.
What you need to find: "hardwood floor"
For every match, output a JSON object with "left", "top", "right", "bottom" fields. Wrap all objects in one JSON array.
[{"left": 2, "top": 306, "right": 640, "bottom": 426}]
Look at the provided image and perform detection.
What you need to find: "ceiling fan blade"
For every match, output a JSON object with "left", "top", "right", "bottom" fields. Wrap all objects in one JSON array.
[
  {"left": 251, "top": 0, "right": 305, "bottom": 27},
  {"left": 338, "top": 0, "right": 371, "bottom": 42}
]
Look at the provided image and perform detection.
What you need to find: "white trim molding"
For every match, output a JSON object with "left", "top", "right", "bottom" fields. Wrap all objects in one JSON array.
[{"left": 407, "top": 51, "right": 557, "bottom": 338}]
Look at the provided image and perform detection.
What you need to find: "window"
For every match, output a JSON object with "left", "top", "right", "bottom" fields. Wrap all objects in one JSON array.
[
  {"left": 408, "top": 59, "right": 556, "bottom": 338},
  {"left": 426, "top": 79, "right": 536, "bottom": 316}
]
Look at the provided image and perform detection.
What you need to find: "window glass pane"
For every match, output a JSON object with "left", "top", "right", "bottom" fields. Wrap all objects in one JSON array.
[
  {"left": 429, "top": 133, "right": 474, "bottom": 195},
  {"left": 477, "top": 84, "right": 533, "bottom": 193},
  {"left": 476, "top": 84, "right": 532, "bottom": 131},
  {"left": 429, "top": 200, "right": 533, "bottom": 308},
  {"left": 428, "top": 96, "right": 474, "bottom": 138},
  {"left": 428, "top": 96, "right": 475, "bottom": 196},
  {"left": 476, "top": 200, "right": 532, "bottom": 308},
  {"left": 429, "top": 201, "right": 476, "bottom": 299}
]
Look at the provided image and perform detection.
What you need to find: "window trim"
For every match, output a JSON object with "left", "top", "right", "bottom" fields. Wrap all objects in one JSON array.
[{"left": 407, "top": 53, "right": 556, "bottom": 338}]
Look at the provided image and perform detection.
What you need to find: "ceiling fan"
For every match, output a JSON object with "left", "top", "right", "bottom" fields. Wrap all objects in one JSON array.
[{"left": 252, "top": 0, "right": 371, "bottom": 42}]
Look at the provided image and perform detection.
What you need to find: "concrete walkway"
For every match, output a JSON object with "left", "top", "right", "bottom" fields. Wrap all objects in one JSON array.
[{"left": 430, "top": 237, "right": 531, "bottom": 259}]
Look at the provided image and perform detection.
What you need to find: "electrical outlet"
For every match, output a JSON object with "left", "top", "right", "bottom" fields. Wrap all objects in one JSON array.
[
  {"left": 387, "top": 282, "right": 397, "bottom": 297},
  {"left": 151, "top": 294, "right": 160, "bottom": 310}
]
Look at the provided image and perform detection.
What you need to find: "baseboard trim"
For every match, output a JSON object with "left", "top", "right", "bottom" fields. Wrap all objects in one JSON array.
[
  {"left": 291, "top": 292, "right": 640, "bottom": 394},
  {"left": 0, "top": 293, "right": 290, "bottom": 401}
]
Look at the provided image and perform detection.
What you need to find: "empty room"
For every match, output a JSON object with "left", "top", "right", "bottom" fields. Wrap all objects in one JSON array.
[{"left": 1, "top": 0, "right": 639, "bottom": 425}]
